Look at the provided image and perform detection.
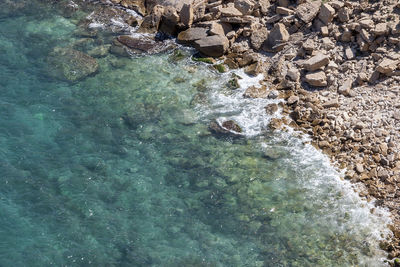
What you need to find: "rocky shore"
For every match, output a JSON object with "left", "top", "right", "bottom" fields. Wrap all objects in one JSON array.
[
  {"left": 101, "top": 0, "right": 400, "bottom": 263},
  {"left": 9, "top": 0, "right": 400, "bottom": 264}
]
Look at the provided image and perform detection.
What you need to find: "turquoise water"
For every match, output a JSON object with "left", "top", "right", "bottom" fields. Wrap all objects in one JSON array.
[{"left": 0, "top": 1, "right": 392, "bottom": 266}]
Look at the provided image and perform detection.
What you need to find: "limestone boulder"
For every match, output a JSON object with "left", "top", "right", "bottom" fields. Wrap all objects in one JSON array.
[
  {"left": 263, "top": 23, "right": 289, "bottom": 52},
  {"left": 219, "top": 5, "right": 243, "bottom": 17},
  {"left": 303, "top": 53, "right": 330, "bottom": 71},
  {"left": 234, "top": 0, "right": 256, "bottom": 15},
  {"left": 296, "top": 0, "right": 321, "bottom": 23},
  {"left": 304, "top": 71, "right": 327, "bottom": 87},
  {"left": 146, "top": 0, "right": 202, "bottom": 13},
  {"left": 177, "top": 27, "right": 208, "bottom": 45},
  {"left": 137, "top": 5, "right": 164, "bottom": 33},
  {"left": 318, "top": 3, "right": 335, "bottom": 24},
  {"left": 194, "top": 35, "right": 229, "bottom": 57},
  {"left": 377, "top": 58, "right": 398, "bottom": 74},
  {"left": 250, "top": 26, "right": 268, "bottom": 50},
  {"left": 180, "top": 3, "right": 194, "bottom": 27}
]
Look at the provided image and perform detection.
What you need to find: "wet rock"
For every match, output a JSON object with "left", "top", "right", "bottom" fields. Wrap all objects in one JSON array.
[
  {"left": 268, "top": 90, "right": 279, "bottom": 99},
  {"left": 209, "top": 120, "right": 243, "bottom": 137},
  {"left": 222, "top": 120, "right": 242, "bottom": 133},
  {"left": 116, "top": 35, "right": 172, "bottom": 54},
  {"left": 265, "top": 103, "right": 279, "bottom": 115},
  {"left": 244, "top": 62, "right": 264, "bottom": 76},
  {"left": 46, "top": 48, "right": 98, "bottom": 82},
  {"left": 83, "top": 6, "right": 136, "bottom": 34},
  {"left": 243, "top": 85, "right": 268, "bottom": 98},
  {"left": 88, "top": 45, "right": 111, "bottom": 58}
]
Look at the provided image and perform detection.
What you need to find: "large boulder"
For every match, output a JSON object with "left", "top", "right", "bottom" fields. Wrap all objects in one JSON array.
[
  {"left": 303, "top": 53, "right": 330, "bottom": 71},
  {"left": 376, "top": 58, "right": 398, "bottom": 74},
  {"left": 158, "top": 6, "right": 180, "bottom": 36},
  {"left": 194, "top": 35, "right": 229, "bottom": 57},
  {"left": 296, "top": 0, "right": 321, "bottom": 23},
  {"left": 46, "top": 48, "right": 98, "bottom": 82},
  {"left": 177, "top": 27, "right": 208, "bottom": 45},
  {"left": 250, "top": 26, "right": 269, "bottom": 50},
  {"left": 304, "top": 71, "right": 327, "bottom": 87},
  {"left": 180, "top": 3, "right": 194, "bottom": 27},
  {"left": 263, "top": 23, "right": 289, "bottom": 52},
  {"left": 318, "top": 3, "right": 335, "bottom": 25},
  {"left": 234, "top": 0, "right": 256, "bottom": 15},
  {"left": 137, "top": 5, "right": 164, "bottom": 33}
]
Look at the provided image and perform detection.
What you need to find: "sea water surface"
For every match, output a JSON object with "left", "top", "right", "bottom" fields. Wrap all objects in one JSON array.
[{"left": 0, "top": 1, "right": 392, "bottom": 266}]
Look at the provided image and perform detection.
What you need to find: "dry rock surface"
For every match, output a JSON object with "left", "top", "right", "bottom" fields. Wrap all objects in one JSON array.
[{"left": 84, "top": 0, "right": 400, "bottom": 263}]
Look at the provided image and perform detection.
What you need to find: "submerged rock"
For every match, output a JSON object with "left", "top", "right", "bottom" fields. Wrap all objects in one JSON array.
[
  {"left": 209, "top": 119, "right": 243, "bottom": 138},
  {"left": 46, "top": 47, "right": 99, "bottom": 82},
  {"left": 112, "top": 35, "right": 175, "bottom": 55}
]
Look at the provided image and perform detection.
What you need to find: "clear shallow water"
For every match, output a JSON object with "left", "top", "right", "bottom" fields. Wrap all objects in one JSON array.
[{"left": 0, "top": 2, "right": 392, "bottom": 266}]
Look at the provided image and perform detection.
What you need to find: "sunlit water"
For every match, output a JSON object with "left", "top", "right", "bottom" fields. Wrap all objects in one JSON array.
[{"left": 0, "top": 1, "right": 393, "bottom": 266}]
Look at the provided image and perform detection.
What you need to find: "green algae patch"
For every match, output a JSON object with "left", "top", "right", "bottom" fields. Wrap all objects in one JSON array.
[
  {"left": 192, "top": 56, "right": 215, "bottom": 64},
  {"left": 213, "top": 63, "right": 227, "bottom": 73}
]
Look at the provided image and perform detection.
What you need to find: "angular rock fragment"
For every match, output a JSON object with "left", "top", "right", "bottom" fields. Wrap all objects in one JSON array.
[
  {"left": 304, "top": 71, "right": 327, "bottom": 87},
  {"left": 234, "top": 0, "right": 255, "bottom": 15},
  {"left": 303, "top": 53, "right": 330, "bottom": 71},
  {"left": 318, "top": 3, "right": 335, "bottom": 24},
  {"left": 180, "top": 3, "right": 194, "bottom": 27},
  {"left": 296, "top": 0, "right": 321, "bottom": 23},
  {"left": 376, "top": 58, "right": 398, "bottom": 74},
  {"left": 250, "top": 27, "right": 268, "bottom": 50},
  {"left": 263, "top": 23, "right": 289, "bottom": 52}
]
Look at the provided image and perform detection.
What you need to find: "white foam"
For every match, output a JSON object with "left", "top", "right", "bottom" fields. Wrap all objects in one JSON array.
[
  {"left": 199, "top": 70, "right": 282, "bottom": 137},
  {"left": 196, "top": 66, "right": 392, "bottom": 264}
]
